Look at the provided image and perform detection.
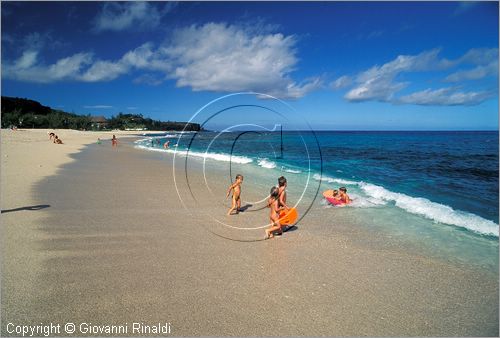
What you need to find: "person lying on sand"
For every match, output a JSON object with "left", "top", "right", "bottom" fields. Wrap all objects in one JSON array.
[
  {"left": 266, "top": 186, "right": 285, "bottom": 239},
  {"left": 226, "top": 174, "right": 243, "bottom": 215}
]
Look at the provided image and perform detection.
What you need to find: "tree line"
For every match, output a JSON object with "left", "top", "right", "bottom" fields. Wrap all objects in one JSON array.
[
  {"left": 1, "top": 96, "right": 201, "bottom": 131},
  {"left": 107, "top": 113, "right": 201, "bottom": 131}
]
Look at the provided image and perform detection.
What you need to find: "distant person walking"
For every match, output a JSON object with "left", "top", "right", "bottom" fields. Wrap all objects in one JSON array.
[
  {"left": 112, "top": 134, "right": 118, "bottom": 147},
  {"left": 164, "top": 141, "right": 170, "bottom": 149}
]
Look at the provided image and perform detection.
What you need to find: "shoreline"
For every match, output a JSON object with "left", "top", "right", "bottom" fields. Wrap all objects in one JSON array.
[
  {"left": 135, "top": 134, "right": 499, "bottom": 273},
  {"left": 1, "top": 129, "right": 498, "bottom": 336}
]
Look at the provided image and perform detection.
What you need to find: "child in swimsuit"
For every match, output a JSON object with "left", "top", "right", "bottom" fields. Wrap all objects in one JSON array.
[
  {"left": 265, "top": 186, "right": 284, "bottom": 239},
  {"left": 277, "top": 176, "right": 290, "bottom": 210},
  {"left": 339, "top": 187, "right": 351, "bottom": 204},
  {"left": 226, "top": 174, "right": 243, "bottom": 215},
  {"left": 332, "top": 190, "right": 342, "bottom": 202}
]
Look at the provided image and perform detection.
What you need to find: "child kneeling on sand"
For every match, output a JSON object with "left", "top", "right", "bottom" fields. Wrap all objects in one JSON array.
[{"left": 265, "top": 186, "right": 284, "bottom": 239}]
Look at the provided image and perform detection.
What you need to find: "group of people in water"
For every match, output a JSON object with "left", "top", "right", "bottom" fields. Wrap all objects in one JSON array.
[
  {"left": 149, "top": 138, "right": 170, "bottom": 149},
  {"left": 48, "top": 132, "right": 63, "bottom": 144},
  {"left": 327, "top": 187, "right": 351, "bottom": 205},
  {"left": 226, "top": 174, "right": 351, "bottom": 239}
]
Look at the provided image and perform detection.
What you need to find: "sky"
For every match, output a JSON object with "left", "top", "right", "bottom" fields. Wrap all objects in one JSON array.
[{"left": 1, "top": 1, "right": 499, "bottom": 130}]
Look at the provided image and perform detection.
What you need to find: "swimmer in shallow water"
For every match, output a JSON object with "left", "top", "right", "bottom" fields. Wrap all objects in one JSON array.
[{"left": 339, "top": 187, "right": 351, "bottom": 204}]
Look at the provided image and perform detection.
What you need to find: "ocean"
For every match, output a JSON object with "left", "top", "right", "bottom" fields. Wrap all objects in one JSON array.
[{"left": 135, "top": 130, "right": 499, "bottom": 271}]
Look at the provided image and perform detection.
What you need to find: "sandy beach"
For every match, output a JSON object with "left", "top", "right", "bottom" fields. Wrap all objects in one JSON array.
[{"left": 1, "top": 129, "right": 498, "bottom": 336}]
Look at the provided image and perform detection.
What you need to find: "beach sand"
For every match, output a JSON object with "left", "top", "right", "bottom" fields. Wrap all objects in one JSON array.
[{"left": 1, "top": 129, "right": 498, "bottom": 336}]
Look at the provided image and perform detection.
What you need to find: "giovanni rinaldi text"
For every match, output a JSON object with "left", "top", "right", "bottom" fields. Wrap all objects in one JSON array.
[{"left": 6, "top": 322, "right": 172, "bottom": 336}]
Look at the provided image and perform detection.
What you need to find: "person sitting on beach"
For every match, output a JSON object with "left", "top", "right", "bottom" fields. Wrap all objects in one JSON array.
[
  {"left": 265, "top": 186, "right": 284, "bottom": 239},
  {"left": 226, "top": 174, "right": 243, "bottom": 215},
  {"left": 339, "top": 187, "right": 351, "bottom": 204},
  {"left": 164, "top": 141, "right": 170, "bottom": 149},
  {"left": 54, "top": 135, "right": 63, "bottom": 144},
  {"left": 112, "top": 135, "right": 118, "bottom": 147},
  {"left": 277, "top": 176, "right": 290, "bottom": 210},
  {"left": 48, "top": 132, "right": 55, "bottom": 140}
]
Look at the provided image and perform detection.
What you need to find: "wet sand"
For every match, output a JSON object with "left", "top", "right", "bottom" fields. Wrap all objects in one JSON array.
[{"left": 1, "top": 130, "right": 498, "bottom": 336}]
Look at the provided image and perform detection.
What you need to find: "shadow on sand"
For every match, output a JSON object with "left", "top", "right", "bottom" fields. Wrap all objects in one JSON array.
[
  {"left": 238, "top": 204, "right": 253, "bottom": 212},
  {"left": 1, "top": 204, "right": 51, "bottom": 213}
]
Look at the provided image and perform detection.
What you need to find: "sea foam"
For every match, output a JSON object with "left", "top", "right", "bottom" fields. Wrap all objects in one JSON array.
[
  {"left": 313, "top": 173, "right": 499, "bottom": 237},
  {"left": 283, "top": 168, "right": 301, "bottom": 174},
  {"left": 359, "top": 182, "right": 499, "bottom": 237},
  {"left": 257, "top": 158, "right": 277, "bottom": 169},
  {"left": 135, "top": 143, "right": 253, "bottom": 164},
  {"left": 313, "top": 173, "right": 357, "bottom": 186}
]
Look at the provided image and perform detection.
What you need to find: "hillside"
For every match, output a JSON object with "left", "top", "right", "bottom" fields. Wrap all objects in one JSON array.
[{"left": 1, "top": 96, "right": 201, "bottom": 131}]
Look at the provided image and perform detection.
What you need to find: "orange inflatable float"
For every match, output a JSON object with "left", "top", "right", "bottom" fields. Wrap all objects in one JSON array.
[{"left": 279, "top": 207, "right": 299, "bottom": 225}]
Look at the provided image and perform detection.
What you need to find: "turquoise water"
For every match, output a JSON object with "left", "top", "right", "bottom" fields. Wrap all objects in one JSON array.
[{"left": 135, "top": 130, "right": 499, "bottom": 271}]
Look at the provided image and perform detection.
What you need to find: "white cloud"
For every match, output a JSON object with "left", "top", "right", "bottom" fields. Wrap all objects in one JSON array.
[
  {"left": 345, "top": 49, "right": 449, "bottom": 102},
  {"left": 331, "top": 75, "right": 352, "bottom": 90},
  {"left": 79, "top": 43, "right": 172, "bottom": 82},
  {"left": 339, "top": 47, "right": 497, "bottom": 106},
  {"left": 14, "top": 50, "right": 38, "bottom": 69},
  {"left": 445, "top": 62, "right": 498, "bottom": 82},
  {"left": 3, "top": 50, "right": 93, "bottom": 83},
  {"left": 445, "top": 48, "right": 498, "bottom": 82},
  {"left": 161, "top": 22, "right": 320, "bottom": 98},
  {"left": 93, "top": 2, "right": 173, "bottom": 32},
  {"left": 80, "top": 60, "right": 129, "bottom": 82},
  {"left": 3, "top": 23, "right": 321, "bottom": 98},
  {"left": 2, "top": 42, "right": 167, "bottom": 84},
  {"left": 459, "top": 48, "right": 498, "bottom": 65},
  {"left": 398, "top": 87, "right": 494, "bottom": 106}
]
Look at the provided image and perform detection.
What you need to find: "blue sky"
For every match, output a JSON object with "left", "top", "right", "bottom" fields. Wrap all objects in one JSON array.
[{"left": 1, "top": 1, "right": 498, "bottom": 130}]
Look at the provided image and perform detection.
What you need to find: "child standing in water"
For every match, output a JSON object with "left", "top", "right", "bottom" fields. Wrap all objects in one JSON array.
[
  {"left": 226, "top": 174, "right": 243, "bottom": 215},
  {"left": 112, "top": 135, "right": 118, "bottom": 147},
  {"left": 266, "top": 186, "right": 284, "bottom": 239}
]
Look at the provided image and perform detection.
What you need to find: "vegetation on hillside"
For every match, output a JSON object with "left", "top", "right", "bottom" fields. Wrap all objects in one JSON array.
[{"left": 1, "top": 96, "right": 201, "bottom": 131}]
